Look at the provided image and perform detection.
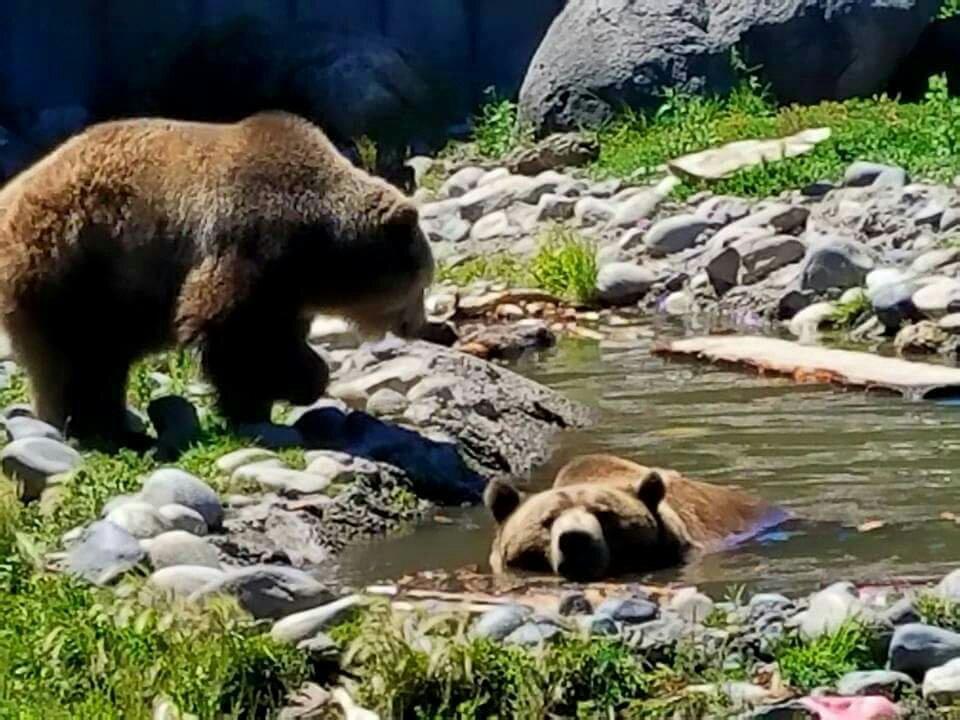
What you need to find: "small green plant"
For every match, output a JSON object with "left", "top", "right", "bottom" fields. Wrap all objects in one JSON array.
[
  {"left": 436, "top": 253, "right": 531, "bottom": 287},
  {"left": 916, "top": 593, "right": 960, "bottom": 631},
  {"left": 0, "top": 367, "right": 29, "bottom": 409},
  {"left": 473, "top": 89, "right": 533, "bottom": 159},
  {"left": 831, "top": 289, "right": 872, "bottom": 329},
  {"left": 940, "top": 0, "right": 960, "bottom": 19},
  {"left": 529, "top": 226, "right": 599, "bottom": 304},
  {"left": 776, "top": 622, "right": 876, "bottom": 691},
  {"left": 355, "top": 135, "right": 379, "bottom": 174}
]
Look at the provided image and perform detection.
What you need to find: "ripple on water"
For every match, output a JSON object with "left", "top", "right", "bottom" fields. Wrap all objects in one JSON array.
[{"left": 336, "top": 328, "right": 960, "bottom": 595}]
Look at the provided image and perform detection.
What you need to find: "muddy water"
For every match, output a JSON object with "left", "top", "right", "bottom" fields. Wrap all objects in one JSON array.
[{"left": 336, "top": 324, "right": 960, "bottom": 595}]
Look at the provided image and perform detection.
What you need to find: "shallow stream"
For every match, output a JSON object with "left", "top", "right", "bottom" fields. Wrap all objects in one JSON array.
[{"left": 337, "top": 323, "right": 960, "bottom": 595}]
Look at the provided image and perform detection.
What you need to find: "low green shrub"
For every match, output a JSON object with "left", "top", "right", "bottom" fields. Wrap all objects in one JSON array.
[
  {"left": 775, "top": 622, "right": 877, "bottom": 692},
  {"left": 529, "top": 226, "right": 599, "bottom": 305},
  {"left": 472, "top": 89, "right": 533, "bottom": 160}
]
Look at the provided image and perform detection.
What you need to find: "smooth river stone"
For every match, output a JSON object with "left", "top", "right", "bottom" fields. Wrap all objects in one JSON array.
[
  {"left": 1, "top": 437, "right": 81, "bottom": 501},
  {"left": 190, "top": 565, "right": 334, "bottom": 620},
  {"left": 65, "top": 520, "right": 145, "bottom": 585},
  {"left": 143, "top": 530, "right": 220, "bottom": 570},
  {"left": 141, "top": 468, "right": 223, "bottom": 530}
]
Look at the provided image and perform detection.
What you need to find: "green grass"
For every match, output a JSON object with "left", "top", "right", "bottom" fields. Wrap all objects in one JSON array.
[
  {"left": 831, "top": 290, "right": 872, "bottom": 329},
  {"left": 472, "top": 88, "right": 534, "bottom": 160},
  {"left": 0, "top": 485, "right": 308, "bottom": 719},
  {"left": 775, "top": 622, "right": 877, "bottom": 692},
  {"left": 437, "top": 225, "right": 598, "bottom": 304},
  {"left": 592, "top": 76, "right": 960, "bottom": 199},
  {"left": 941, "top": 0, "right": 960, "bottom": 19}
]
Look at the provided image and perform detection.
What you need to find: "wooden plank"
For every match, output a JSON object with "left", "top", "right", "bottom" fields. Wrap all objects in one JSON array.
[{"left": 654, "top": 336, "right": 960, "bottom": 400}]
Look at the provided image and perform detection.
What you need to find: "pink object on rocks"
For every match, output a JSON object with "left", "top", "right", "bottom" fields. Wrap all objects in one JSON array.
[{"left": 799, "top": 696, "right": 899, "bottom": 719}]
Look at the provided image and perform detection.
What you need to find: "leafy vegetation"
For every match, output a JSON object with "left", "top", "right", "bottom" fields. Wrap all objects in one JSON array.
[
  {"left": 941, "top": 0, "right": 960, "bottom": 19},
  {"left": 916, "top": 593, "right": 960, "bottom": 631},
  {"left": 593, "top": 76, "right": 960, "bottom": 199},
  {"left": 830, "top": 289, "right": 872, "bottom": 329},
  {"left": 775, "top": 622, "right": 877, "bottom": 692},
  {"left": 472, "top": 88, "right": 533, "bottom": 159},
  {"left": 437, "top": 225, "right": 598, "bottom": 304},
  {"left": 0, "top": 485, "right": 308, "bottom": 719}
]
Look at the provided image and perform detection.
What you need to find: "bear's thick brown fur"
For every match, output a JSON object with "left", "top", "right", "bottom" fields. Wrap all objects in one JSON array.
[
  {"left": 0, "top": 111, "right": 433, "bottom": 449},
  {"left": 485, "top": 454, "right": 786, "bottom": 581}
]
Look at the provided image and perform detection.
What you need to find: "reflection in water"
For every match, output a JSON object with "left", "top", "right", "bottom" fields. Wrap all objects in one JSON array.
[{"left": 337, "top": 326, "right": 960, "bottom": 595}]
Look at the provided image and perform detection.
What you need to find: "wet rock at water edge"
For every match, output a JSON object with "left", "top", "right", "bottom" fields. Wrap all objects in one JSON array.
[
  {"left": 471, "top": 604, "right": 532, "bottom": 641},
  {"left": 143, "top": 530, "right": 220, "bottom": 570},
  {"left": 836, "top": 670, "right": 915, "bottom": 699},
  {"left": 65, "top": 520, "right": 145, "bottom": 585},
  {"left": 190, "top": 565, "right": 335, "bottom": 620},
  {"left": 871, "top": 282, "right": 919, "bottom": 331},
  {"left": 140, "top": 468, "right": 224, "bottom": 530},
  {"left": 889, "top": 624, "right": 960, "bottom": 676},
  {"left": 456, "top": 321, "right": 556, "bottom": 361},
  {"left": 1, "top": 436, "right": 81, "bottom": 502},
  {"left": 270, "top": 595, "right": 365, "bottom": 645},
  {"left": 595, "top": 263, "right": 655, "bottom": 306},
  {"left": 147, "top": 565, "right": 227, "bottom": 597}
]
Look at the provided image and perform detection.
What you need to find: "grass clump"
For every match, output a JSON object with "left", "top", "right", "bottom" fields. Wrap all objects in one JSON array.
[
  {"left": 436, "top": 252, "right": 531, "bottom": 287},
  {"left": 529, "top": 225, "right": 599, "bottom": 305},
  {"left": 831, "top": 289, "right": 872, "bottom": 329},
  {"left": 916, "top": 593, "right": 960, "bottom": 630},
  {"left": 593, "top": 76, "right": 960, "bottom": 199},
  {"left": 941, "top": 0, "right": 960, "bottom": 19},
  {"left": 0, "top": 487, "right": 308, "bottom": 719},
  {"left": 775, "top": 622, "right": 876, "bottom": 692},
  {"left": 472, "top": 90, "right": 533, "bottom": 160},
  {"left": 340, "top": 604, "right": 652, "bottom": 719}
]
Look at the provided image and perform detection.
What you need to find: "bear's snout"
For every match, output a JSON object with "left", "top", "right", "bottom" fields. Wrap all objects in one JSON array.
[{"left": 551, "top": 508, "right": 610, "bottom": 581}]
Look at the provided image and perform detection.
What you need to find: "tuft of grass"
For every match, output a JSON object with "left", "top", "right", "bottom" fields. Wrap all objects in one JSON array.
[
  {"left": 941, "top": 0, "right": 960, "bottom": 19},
  {"left": 593, "top": 76, "right": 960, "bottom": 199},
  {"left": 354, "top": 135, "right": 379, "bottom": 174},
  {"left": 831, "top": 289, "right": 872, "bottom": 329},
  {"left": 340, "top": 604, "right": 653, "bottom": 719},
  {"left": 916, "top": 593, "right": 960, "bottom": 631},
  {"left": 0, "top": 489, "right": 308, "bottom": 719},
  {"left": 472, "top": 89, "right": 533, "bottom": 160},
  {"left": 528, "top": 225, "right": 599, "bottom": 305},
  {"left": 436, "top": 253, "right": 531, "bottom": 287},
  {"left": 0, "top": 367, "right": 29, "bottom": 409},
  {"left": 775, "top": 622, "right": 876, "bottom": 692}
]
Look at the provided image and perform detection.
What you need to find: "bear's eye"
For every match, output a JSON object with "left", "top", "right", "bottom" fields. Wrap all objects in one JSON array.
[{"left": 540, "top": 515, "right": 555, "bottom": 530}]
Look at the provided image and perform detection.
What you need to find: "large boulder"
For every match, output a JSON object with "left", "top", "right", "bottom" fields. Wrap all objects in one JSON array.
[
  {"left": 519, "top": 0, "right": 938, "bottom": 133},
  {"left": 519, "top": 0, "right": 733, "bottom": 134}
]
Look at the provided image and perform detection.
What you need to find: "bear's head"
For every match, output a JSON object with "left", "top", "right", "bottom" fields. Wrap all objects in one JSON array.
[{"left": 484, "top": 470, "right": 671, "bottom": 581}]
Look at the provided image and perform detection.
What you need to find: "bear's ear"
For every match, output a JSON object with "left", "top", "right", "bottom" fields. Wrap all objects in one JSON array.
[
  {"left": 636, "top": 471, "right": 666, "bottom": 513},
  {"left": 385, "top": 201, "right": 419, "bottom": 230},
  {"left": 484, "top": 480, "right": 522, "bottom": 525}
]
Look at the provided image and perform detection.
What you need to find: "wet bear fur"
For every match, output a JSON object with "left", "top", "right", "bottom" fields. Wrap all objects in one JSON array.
[{"left": 485, "top": 454, "right": 785, "bottom": 581}]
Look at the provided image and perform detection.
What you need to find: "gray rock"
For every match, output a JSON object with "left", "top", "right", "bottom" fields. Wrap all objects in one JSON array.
[
  {"left": 645, "top": 214, "right": 710, "bottom": 256},
  {"left": 536, "top": 193, "right": 578, "bottom": 222},
  {"left": 365, "top": 388, "right": 409, "bottom": 417},
  {"left": 663, "top": 291, "right": 692, "bottom": 316},
  {"left": 629, "top": 616, "right": 689, "bottom": 653},
  {"left": 190, "top": 565, "right": 335, "bottom": 620},
  {"left": 738, "top": 236, "right": 806, "bottom": 284},
  {"left": 695, "top": 196, "right": 752, "bottom": 226},
  {"left": 577, "top": 614, "right": 620, "bottom": 637},
  {"left": 140, "top": 468, "right": 223, "bottom": 530},
  {"left": 249, "top": 468, "right": 335, "bottom": 497},
  {"left": 889, "top": 624, "right": 960, "bottom": 676},
  {"left": 801, "top": 239, "right": 875, "bottom": 292},
  {"left": 518, "top": 0, "right": 733, "bottom": 133},
  {"left": 796, "top": 582, "right": 865, "bottom": 639},
  {"left": 270, "top": 595, "right": 364, "bottom": 645},
  {"left": 844, "top": 162, "right": 909, "bottom": 189},
  {"left": 924, "top": 657, "right": 960, "bottom": 704},
  {"left": 421, "top": 211, "right": 471, "bottom": 245},
  {"left": 913, "top": 278, "right": 960, "bottom": 317},
  {"left": 596, "top": 598, "right": 659, "bottom": 624},
  {"left": 471, "top": 604, "right": 532, "bottom": 640},
  {"left": 608, "top": 191, "right": 664, "bottom": 229},
  {"left": 872, "top": 282, "right": 920, "bottom": 331},
  {"left": 216, "top": 448, "right": 279, "bottom": 475},
  {"left": 3, "top": 417, "right": 63, "bottom": 442},
  {"left": 866, "top": 268, "right": 910, "bottom": 294},
  {"left": 941, "top": 207, "right": 960, "bottom": 234},
  {"left": 706, "top": 247, "right": 741, "bottom": 296},
  {"left": 458, "top": 176, "right": 534, "bottom": 222},
  {"left": 106, "top": 501, "right": 173, "bottom": 539},
  {"left": 65, "top": 520, "right": 145, "bottom": 585},
  {"left": 936, "top": 569, "right": 960, "bottom": 602},
  {"left": 836, "top": 669, "right": 914, "bottom": 698},
  {"left": 670, "top": 589, "right": 715, "bottom": 624},
  {"left": 574, "top": 197, "right": 617, "bottom": 226},
  {"left": 157, "top": 504, "right": 207, "bottom": 535},
  {"left": 883, "top": 598, "right": 921, "bottom": 627},
  {"left": 143, "top": 530, "right": 220, "bottom": 570},
  {"left": 595, "top": 263, "right": 655, "bottom": 306},
  {"left": 558, "top": 592, "right": 593, "bottom": 616},
  {"left": 711, "top": 205, "right": 810, "bottom": 247},
  {"left": 147, "top": 565, "right": 227, "bottom": 597},
  {"left": 504, "top": 621, "right": 563, "bottom": 646},
  {"left": 912, "top": 248, "right": 960, "bottom": 275},
  {"left": 749, "top": 593, "right": 794, "bottom": 614},
  {"left": 0, "top": 437, "right": 81, "bottom": 502},
  {"left": 440, "top": 167, "right": 485, "bottom": 198}
]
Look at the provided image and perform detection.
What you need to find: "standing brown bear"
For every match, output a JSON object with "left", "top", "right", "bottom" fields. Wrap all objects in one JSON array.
[{"left": 0, "top": 112, "right": 433, "bottom": 450}]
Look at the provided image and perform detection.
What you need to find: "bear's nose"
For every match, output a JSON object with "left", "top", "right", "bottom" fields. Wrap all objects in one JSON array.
[{"left": 556, "top": 531, "right": 608, "bottom": 581}]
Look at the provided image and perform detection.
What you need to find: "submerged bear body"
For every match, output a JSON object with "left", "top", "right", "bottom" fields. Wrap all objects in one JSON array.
[
  {"left": 485, "top": 454, "right": 788, "bottom": 581},
  {"left": 0, "top": 112, "right": 433, "bottom": 449}
]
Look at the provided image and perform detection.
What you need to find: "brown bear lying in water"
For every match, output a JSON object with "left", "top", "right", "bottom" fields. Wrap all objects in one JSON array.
[
  {"left": 485, "top": 454, "right": 787, "bottom": 581},
  {"left": 0, "top": 111, "right": 433, "bottom": 450}
]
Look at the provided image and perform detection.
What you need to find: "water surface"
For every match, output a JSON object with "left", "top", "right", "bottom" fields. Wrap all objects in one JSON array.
[{"left": 337, "top": 323, "right": 960, "bottom": 595}]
